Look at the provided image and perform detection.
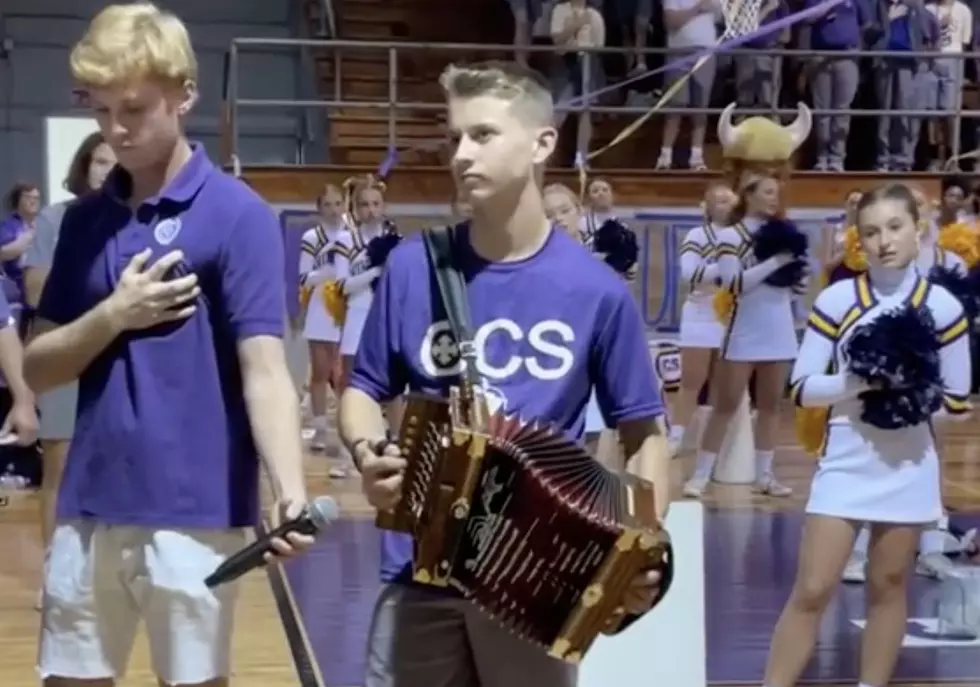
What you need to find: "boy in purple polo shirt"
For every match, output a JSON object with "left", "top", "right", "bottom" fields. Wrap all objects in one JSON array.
[
  {"left": 339, "top": 61, "right": 671, "bottom": 687},
  {"left": 26, "top": 5, "right": 313, "bottom": 687}
]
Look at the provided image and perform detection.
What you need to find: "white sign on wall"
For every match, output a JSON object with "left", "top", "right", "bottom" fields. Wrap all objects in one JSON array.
[{"left": 43, "top": 116, "right": 100, "bottom": 205}]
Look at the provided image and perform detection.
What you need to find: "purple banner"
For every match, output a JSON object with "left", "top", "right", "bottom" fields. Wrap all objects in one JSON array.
[{"left": 280, "top": 209, "right": 318, "bottom": 319}]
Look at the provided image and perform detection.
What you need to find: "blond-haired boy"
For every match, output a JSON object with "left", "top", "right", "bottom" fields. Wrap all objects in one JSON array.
[{"left": 30, "top": 4, "right": 313, "bottom": 685}]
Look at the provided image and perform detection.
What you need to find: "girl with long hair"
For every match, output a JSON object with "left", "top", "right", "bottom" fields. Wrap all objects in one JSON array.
[
  {"left": 299, "top": 184, "right": 350, "bottom": 453},
  {"left": 669, "top": 182, "right": 736, "bottom": 459},
  {"left": 764, "top": 183, "right": 969, "bottom": 687},
  {"left": 683, "top": 172, "right": 802, "bottom": 498},
  {"left": 22, "top": 131, "right": 117, "bottom": 608}
]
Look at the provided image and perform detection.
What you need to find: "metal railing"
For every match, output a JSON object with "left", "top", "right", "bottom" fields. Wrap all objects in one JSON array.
[{"left": 224, "top": 37, "right": 979, "bottom": 169}]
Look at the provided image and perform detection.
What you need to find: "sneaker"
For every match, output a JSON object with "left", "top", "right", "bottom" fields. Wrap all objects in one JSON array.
[
  {"left": 655, "top": 151, "right": 673, "bottom": 170},
  {"left": 683, "top": 476, "right": 709, "bottom": 498},
  {"left": 916, "top": 552, "right": 956, "bottom": 580},
  {"left": 753, "top": 476, "right": 792, "bottom": 497},
  {"left": 309, "top": 428, "right": 328, "bottom": 452},
  {"left": 841, "top": 555, "right": 867, "bottom": 583}
]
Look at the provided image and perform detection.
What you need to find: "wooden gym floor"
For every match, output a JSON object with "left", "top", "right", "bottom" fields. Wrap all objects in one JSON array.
[{"left": 2, "top": 406, "right": 979, "bottom": 687}]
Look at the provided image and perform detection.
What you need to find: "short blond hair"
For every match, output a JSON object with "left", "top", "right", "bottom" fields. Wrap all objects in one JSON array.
[
  {"left": 440, "top": 61, "right": 554, "bottom": 126},
  {"left": 70, "top": 3, "right": 197, "bottom": 87}
]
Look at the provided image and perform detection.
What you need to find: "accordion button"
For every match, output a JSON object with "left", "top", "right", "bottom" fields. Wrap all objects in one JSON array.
[{"left": 581, "top": 584, "right": 604, "bottom": 608}]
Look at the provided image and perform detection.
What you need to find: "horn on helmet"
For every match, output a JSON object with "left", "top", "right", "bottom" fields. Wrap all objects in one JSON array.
[
  {"left": 716, "top": 102, "right": 739, "bottom": 150},
  {"left": 784, "top": 102, "right": 813, "bottom": 153}
]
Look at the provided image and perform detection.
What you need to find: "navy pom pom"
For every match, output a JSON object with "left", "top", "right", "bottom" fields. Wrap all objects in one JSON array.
[
  {"left": 593, "top": 219, "right": 639, "bottom": 276},
  {"left": 752, "top": 218, "right": 810, "bottom": 288},
  {"left": 367, "top": 230, "right": 402, "bottom": 270},
  {"left": 844, "top": 305, "right": 943, "bottom": 429},
  {"left": 929, "top": 265, "right": 980, "bottom": 324}
]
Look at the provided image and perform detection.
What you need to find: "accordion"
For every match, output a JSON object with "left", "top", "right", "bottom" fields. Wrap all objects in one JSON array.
[{"left": 377, "top": 386, "right": 673, "bottom": 663}]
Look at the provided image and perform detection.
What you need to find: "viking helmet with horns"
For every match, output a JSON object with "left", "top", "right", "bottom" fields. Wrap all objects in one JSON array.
[{"left": 716, "top": 102, "right": 812, "bottom": 163}]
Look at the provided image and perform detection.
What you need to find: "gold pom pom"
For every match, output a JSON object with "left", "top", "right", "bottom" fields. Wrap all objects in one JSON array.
[
  {"left": 323, "top": 281, "right": 347, "bottom": 326},
  {"left": 841, "top": 226, "right": 867, "bottom": 273},
  {"left": 299, "top": 285, "right": 312, "bottom": 310},
  {"left": 712, "top": 290, "right": 735, "bottom": 325},
  {"left": 938, "top": 221, "right": 980, "bottom": 269},
  {"left": 795, "top": 407, "right": 829, "bottom": 456}
]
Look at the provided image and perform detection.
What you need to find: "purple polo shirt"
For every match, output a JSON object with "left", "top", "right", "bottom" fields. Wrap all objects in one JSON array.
[
  {"left": 349, "top": 222, "right": 665, "bottom": 583},
  {"left": 37, "top": 144, "right": 286, "bottom": 528}
]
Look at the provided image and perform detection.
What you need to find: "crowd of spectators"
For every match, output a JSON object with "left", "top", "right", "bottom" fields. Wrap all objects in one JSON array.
[{"left": 504, "top": 0, "right": 979, "bottom": 171}]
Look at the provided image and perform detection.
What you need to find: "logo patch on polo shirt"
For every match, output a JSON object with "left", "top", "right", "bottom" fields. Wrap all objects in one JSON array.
[{"left": 153, "top": 217, "right": 182, "bottom": 246}]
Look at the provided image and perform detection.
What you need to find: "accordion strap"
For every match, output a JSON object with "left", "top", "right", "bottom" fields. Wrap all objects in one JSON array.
[{"left": 422, "top": 225, "right": 480, "bottom": 390}]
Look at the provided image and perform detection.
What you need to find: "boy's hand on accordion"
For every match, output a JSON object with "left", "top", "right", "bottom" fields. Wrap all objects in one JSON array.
[
  {"left": 357, "top": 440, "right": 407, "bottom": 510},
  {"left": 621, "top": 568, "right": 663, "bottom": 615}
]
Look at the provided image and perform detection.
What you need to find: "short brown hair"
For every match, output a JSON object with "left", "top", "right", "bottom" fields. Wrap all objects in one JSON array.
[
  {"left": 5, "top": 182, "right": 40, "bottom": 214},
  {"left": 64, "top": 132, "right": 108, "bottom": 197}
]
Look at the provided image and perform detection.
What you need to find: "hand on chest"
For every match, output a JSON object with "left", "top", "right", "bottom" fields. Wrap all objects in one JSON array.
[{"left": 82, "top": 207, "right": 220, "bottom": 305}]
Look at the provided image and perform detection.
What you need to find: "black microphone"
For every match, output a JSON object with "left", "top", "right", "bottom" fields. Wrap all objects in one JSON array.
[{"left": 204, "top": 495, "right": 340, "bottom": 589}]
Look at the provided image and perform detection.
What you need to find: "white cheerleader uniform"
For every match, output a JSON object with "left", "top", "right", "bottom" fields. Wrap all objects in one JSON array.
[
  {"left": 792, "top": 264, "right": 970, "bottom": 523},
  {"left": 678, "top": 223, "right": 725, "bottom": 349},
  {"left": 716, "top": 217, "right": 802, "bottom": 362},
  {"left": 300, "top": 223, "right": 349, "bottom": 343},
  {"left": 336, "top": 222, "right": 387, "bottom": 357}
]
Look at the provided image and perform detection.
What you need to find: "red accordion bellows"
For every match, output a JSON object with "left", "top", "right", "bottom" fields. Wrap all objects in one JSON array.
[{"left": 378, "top": 391, "right": 672, "bottom": 663}]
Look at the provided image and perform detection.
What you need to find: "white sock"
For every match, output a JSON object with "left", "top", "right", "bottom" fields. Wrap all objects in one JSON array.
[
  {"left": 669, "top": 424, "right": 685, "bottom": 442},
  {"left": 659, "top": 146, "right": 672, "bottom": 160},
  {"left": 312, "top": 415, "right": 327, "bottom": 432},
  {"left": 690, "top": 145, "right": 704, "bottom": 161},
  {"left": 755, "top": 450, "right": 774, "bottom": 479},
  {"left": 692, "top": 451, "right": 717, "bottom": 481},
  {"left": 853, "top": 526, "right": 870, "bottom": 558}
]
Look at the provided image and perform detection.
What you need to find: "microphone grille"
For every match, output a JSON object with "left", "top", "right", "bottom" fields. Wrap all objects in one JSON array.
[{"left": 308, "top": 496, "right": 341, "bottom": 529}]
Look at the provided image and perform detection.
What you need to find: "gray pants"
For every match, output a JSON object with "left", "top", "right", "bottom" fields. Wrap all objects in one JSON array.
[
  {"left": 874, "top": 60, "right": 926, "bottom": 169},
  {"left": 365, "top": 584, "right": 577, "bottom": 687},
  {"left": 734, "top": 54, "right": 782, "bottom": 110},
  {"left": 810, "top": 56, "right": 859, "bottom": 168}
]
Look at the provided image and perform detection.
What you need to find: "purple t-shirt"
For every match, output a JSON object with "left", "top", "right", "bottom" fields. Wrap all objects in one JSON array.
[
  {"left": 349, "top": 222, "right": 665, "bottom": 582},
  {"left": 36, "top": 144, "right": 286, "bottom": 528}
]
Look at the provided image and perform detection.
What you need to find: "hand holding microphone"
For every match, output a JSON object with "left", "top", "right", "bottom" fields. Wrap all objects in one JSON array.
[{"left": 204, "top": 495, "right": 340, "bottom": 589}]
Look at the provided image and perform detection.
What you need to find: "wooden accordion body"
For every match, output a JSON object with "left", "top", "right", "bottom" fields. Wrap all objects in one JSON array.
[{"left": 376, "top": 386, "right": 672, "bottom": 663}]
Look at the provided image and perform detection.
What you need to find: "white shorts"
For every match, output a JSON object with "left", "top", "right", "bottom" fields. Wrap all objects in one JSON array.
[
  {"left": 38, "top": 520, "right": 246, "bottom": 684},
  {"left": 341, "top": 307, "right": 370, "bottom": 357}
]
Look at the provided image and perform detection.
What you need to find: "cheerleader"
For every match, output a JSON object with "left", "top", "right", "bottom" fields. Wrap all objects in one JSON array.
[
  {"left": 543, "top": 182, "right": 584, "bottom": 242},
  {"left": 669, "top": 182, "right": 736, "bottom": 457},
  {"left": 763, "top": 184, "right": 971, "bottom": 687},
  {"left": 299, "top": 184, "right": 349, "bottom": 451},
  {"left": 583, "top": 177, "right": 618, "bottom": 235},
  {"left": 683, "top": 172, "right": 803, "bottom": 498},
  {"left": 938, "top": 175, "right": 975, "bottom": 228},
  {"left": 842, "top": 184, "right": 973, "bottom": 583}
]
